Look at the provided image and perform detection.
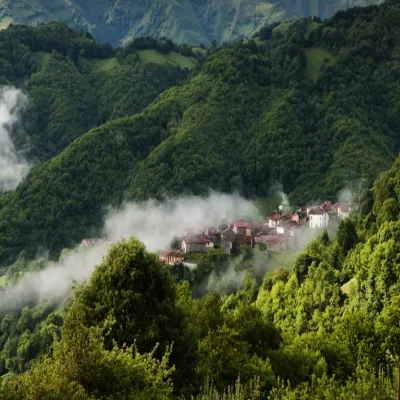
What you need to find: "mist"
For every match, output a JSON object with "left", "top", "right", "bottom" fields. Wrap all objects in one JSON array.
[
  {"left": 0, "top": 87, "right": 30, "bottom": 193},
  {"left": 0, "top": 241, "right": 111, "bottom": 312},
  {"left": 104, "top": 193, "right": 259, "bottom": 252},
  {"left": 0, "top": 193, "right": 259, "bottom": 312}
]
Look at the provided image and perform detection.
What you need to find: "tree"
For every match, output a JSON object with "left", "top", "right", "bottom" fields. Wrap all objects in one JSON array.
[
  {"left": 377, "top": 198, "right": 399, "bottom": 226},
  {"left": 69, "top": 238, "right": 196, "bottom": 393},
  {"left": 197, "top": 325, "right": 274, "bottom": 391},
  {"left": 337, "top": 219, "right": 358, "bottom": 256},
  {"left": 376, "top": 295, "right": 400, "bottom": 400},
  {"left": 1, "top": 301, "right": 174, "bottom": 400}
]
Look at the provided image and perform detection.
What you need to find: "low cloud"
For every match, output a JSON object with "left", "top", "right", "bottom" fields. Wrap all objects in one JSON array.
[
  {"left": 0, "top": 87, "right": 30, "bottom": 193},
  {"left": 104, "top": 193, "right": 259, "bottom": 252},
  {"left": 0, "top": 241, "right": 111, "bottom": 312},
  {"left": 0, "top": 193, "right": 259, "bottom": 312}
]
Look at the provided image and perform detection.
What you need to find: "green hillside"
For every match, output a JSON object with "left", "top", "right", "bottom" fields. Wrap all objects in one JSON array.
[
  {"left": 0, "top": 3, "right": 398, "bottom": 266},
  {"left": 305, "top": 47, "right": 336, "bottom": 80},
  {"left": 0, "top": 0, "right": 386, "bottom": 46},
  {"left": 4, "top": 154, "right": 400, "bottom": 398},
  {"left": 0, "top": 24, "right": 195, "bottom": 160}
]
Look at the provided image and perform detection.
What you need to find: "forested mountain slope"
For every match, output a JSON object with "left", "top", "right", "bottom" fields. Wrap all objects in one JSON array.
[
  {"left": 1, "top": 2, "right": 400, "bottom": 265},
  {"left": 3, "top": 154, "right": 400, "bottom": 398},
  {"left": 0, "top": 23, "right": 196, "bottom": 161},
  {"left": 0, "top": 0, "right": 383, "bottom": 46}
]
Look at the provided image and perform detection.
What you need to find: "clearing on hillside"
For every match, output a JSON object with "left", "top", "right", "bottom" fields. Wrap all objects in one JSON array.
[
  {"left": 341, "top": 277, "right": 357, "bottom": 294},
  {"left": 34, "top": 52, "right": 52, "bottom": 69},
  {"left": 273, "top": 22, "right": 290, "bottom": 34},
  {"left": 87, "top": 57, "right": 120, "bottom": 73},
  {"left": 137, "top": 50, "right": 197, "bottom": 69},
  {"left": 305, "top": 47, "right": 336, "bottom": 81}
]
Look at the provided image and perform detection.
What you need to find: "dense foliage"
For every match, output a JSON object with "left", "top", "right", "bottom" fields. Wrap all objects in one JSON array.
[
  {"left": 0, "top": 23, "right": 192, "bottom": 161},
  {"left": 1, "top": 3, "right": 400, "bottom": 264},
  {"left": 3, "top": 4, "right": 400, "bottom": 397},
  {"left": 3, "top": 170, "right": 400, "bottom": 399}
]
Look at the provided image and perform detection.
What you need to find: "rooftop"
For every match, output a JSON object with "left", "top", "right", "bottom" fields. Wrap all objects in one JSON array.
[
  {"left": 309, "top": 207, "right": 325, "bottom": 215},
  {"left": 264, "top": 235, "right": 288, "bottom": 243},
  {"left": 269, "top": 211, "right": 282, "bottom": 221}
]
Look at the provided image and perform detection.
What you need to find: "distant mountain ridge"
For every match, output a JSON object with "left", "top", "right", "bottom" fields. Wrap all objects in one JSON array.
[{"left": 0, "top": 0, "right": 383, "bottom": 45}]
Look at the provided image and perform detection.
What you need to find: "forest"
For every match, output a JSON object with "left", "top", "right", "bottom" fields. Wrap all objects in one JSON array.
[
  {"left": 1, "top": 152, "right": 400, "bottom": 398},
  {"left": 1, "top": 1, "right": 400, "bottom": 398},
  {"left": 1, "top": 1, "right": 400, "bottom": 265}
]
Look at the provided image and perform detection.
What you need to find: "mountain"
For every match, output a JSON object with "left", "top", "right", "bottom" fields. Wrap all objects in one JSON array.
[
  {"left": 3, "top": 136, "right": 400, "bottom": 398},
  {"left": 0, "top": 0, "right": 383, "bottom": 46},
  {"left": 0, "top": 1, "right": 399, "bottom": 266},
  {"left": 0, "top": 24, "right": 197, "bottom": 161}
]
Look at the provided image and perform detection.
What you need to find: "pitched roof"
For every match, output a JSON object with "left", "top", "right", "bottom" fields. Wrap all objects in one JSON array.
[
  {"left": 309, "top": 207, "right": 325, "bottom": 215},
  {"left": 269, "top": 211, "right": 282, "bottom": 221},
  {"left": 160, "top": 249, "right": 183, "bottom": 257},
  {"left": 264, "top": 235, "right": 288, "bottom": 243},
  {"left": 320, "top": 201, "right": 332, "bottom": 209},
  {"left": 183, "top": 238, "right": 208, "bottom": 244},
  {"left": 234, "top": 220, "right": 248, "bottom": 228}
]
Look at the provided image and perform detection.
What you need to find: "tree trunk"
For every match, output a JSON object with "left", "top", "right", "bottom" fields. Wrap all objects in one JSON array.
[{"left": 397, "top": 359, "right": 400, "bottom": 400}]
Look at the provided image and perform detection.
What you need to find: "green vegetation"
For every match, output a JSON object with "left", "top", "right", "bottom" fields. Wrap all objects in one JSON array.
[
  {"left": 2, "top": 2, "right": 400, "bottom": 399},
  {"left": 273, "top": 22, "right": 291, "bottom": 34},
  {"left": 0, "top": 23, "right": 194, "bottom": 160},
  {"left": 305, "top": 48, "right": 336, "bottom": 80},
  {"left": 33, "top": 52, "right": 51, "bottom": 69},
  {"left": 0, "top": 4, "right": 400, "bottom": 265},
  {"left": 137, "top": 50, "right": 197, "bottom": 69},
  {"left": 4, "top": 162, "right": 400, "bottom": 398},
  {"left": 86, "top": 57, "right": 120, "bottom": 73}
]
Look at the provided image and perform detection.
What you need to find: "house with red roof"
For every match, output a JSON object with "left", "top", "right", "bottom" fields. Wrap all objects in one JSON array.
[
  {"left": 264, "top": 235, "right": 288, "bottom": 252},
  {"left": 233, "top": 221, "right": 247, "bottom": 235},
  {"left": 268, "top": 211, "right": 282, "bottom": 228},
  {"left": 159, "top": 250, "right": 184, "bottom": 265}
]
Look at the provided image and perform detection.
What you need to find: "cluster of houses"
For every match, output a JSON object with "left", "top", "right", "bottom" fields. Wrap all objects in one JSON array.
[{"left": 158, "top": 201, "right": 352, "bottom": 265}]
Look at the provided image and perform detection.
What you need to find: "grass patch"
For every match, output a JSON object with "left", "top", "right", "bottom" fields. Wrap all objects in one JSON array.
[
  {"left": 0, "top": 16, "right": 13, "bottom": 30},
  {"left": 34, "top": 52, "right": 52, "bottom": 68},
  {"left": 341, "top": 277, "right": 357, "bottom": 294},
  {"left": 87, "top": 57, "right": 120, "bottom": 73},
  {"left": 193, "top": 47, "right": 207, "bottom": 56},
  {"left": 306, "top": 21, "right": 320, "bottom": 35},
  {"left": 305, "top": 47, "right": 336, "bottom": 81},
  {"left": 0, "top": 274, "right": 7, "bottom": 288},
  {"left": 137, "top": 50, "right": 197, "bottom": 69},
  {"left": 273, "top": 22, "right": 291, "bottom": 34}
]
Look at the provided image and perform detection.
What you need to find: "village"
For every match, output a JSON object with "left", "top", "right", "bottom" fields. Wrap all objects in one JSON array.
[{"left": 158, "top": 201, "right": 351, "bottom": 265}]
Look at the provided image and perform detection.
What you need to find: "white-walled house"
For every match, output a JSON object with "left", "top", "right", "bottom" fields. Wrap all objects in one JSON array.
[
  {"left": 309, "top": 207, "right": 329, "bottom": 228},
  {"left": 277, "top": 226, "right": 285, "bottom": 235},
  {"left": 182, "top": 239, "right": 208, "bottom": 253},
  {"left": 268, "top": 212, "right": 281, "bottom": 228},
  {"left": 338, "top": 204, "right": 350, "bottom": 219}
]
